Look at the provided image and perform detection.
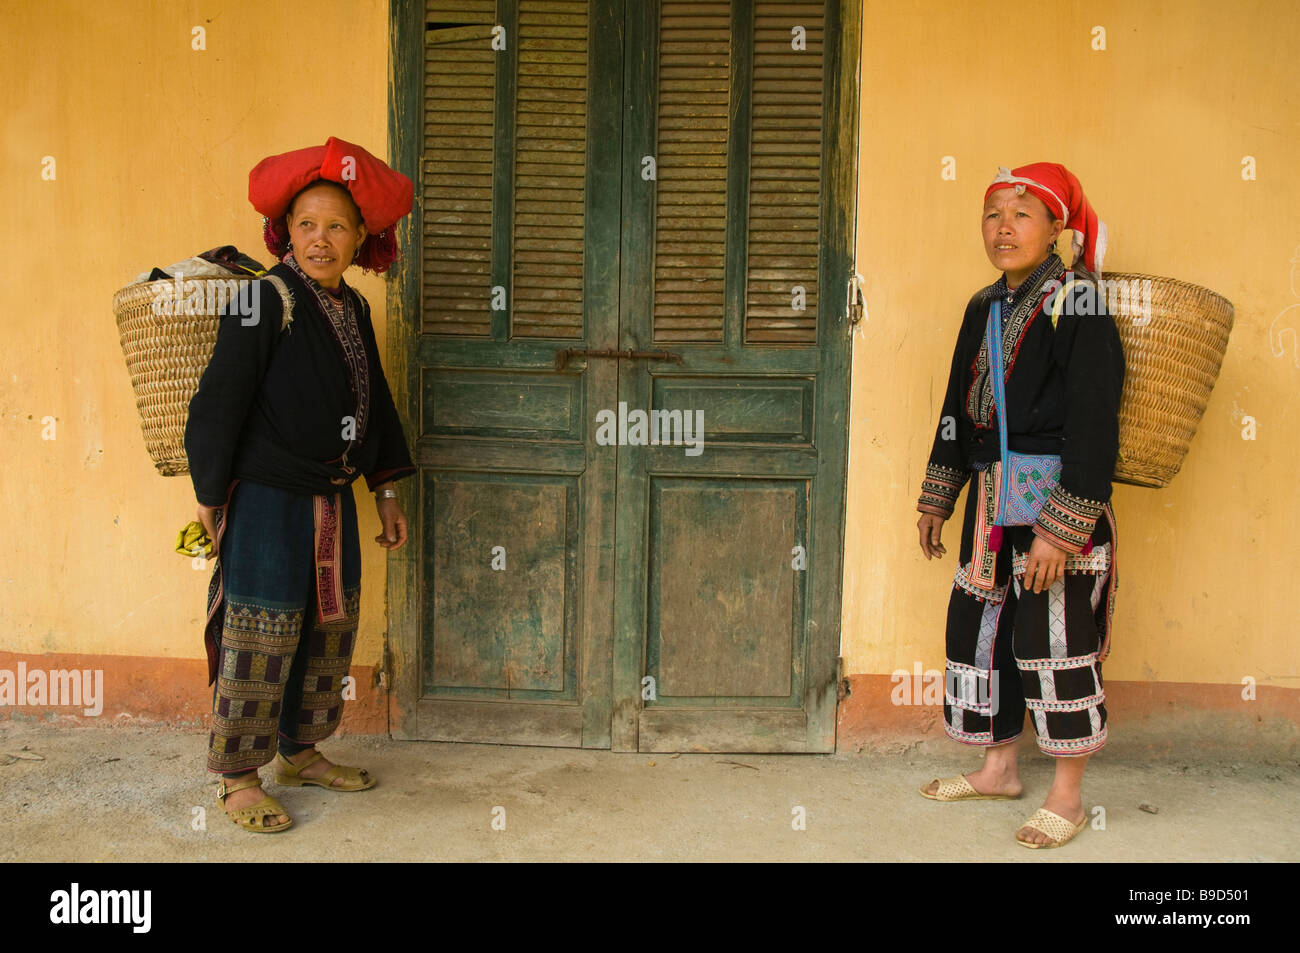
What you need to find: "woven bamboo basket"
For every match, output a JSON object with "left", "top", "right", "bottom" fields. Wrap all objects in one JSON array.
[
  {"left": 113, "top": 276, "right": 261, "bottom": 476},
  {"left": 1103, "top": 273, "right": 1234, "bottom": 488}
]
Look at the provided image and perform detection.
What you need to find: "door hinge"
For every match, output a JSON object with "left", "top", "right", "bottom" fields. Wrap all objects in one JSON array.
[
  {"left": 846, "top": 273, "right": 867, "bottom": 328},
  {"left": 836, "top": 656, "right": 850, "bottom": 701}
]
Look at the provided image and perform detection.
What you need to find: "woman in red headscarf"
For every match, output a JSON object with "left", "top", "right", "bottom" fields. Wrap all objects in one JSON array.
[
  {"left": 914, "top": 163, "right": 1124, "bottom": 848},
  {"left": 184, "top": 138, "right": 417, "bottom": 832}
]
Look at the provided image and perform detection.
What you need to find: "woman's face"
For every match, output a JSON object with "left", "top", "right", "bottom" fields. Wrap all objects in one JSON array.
[
  {"left": 286, "top": 183, "right": 368, "bottom": 290},
  {"left": 982, "top": 189, "right": 1063, "bottom": 287}
]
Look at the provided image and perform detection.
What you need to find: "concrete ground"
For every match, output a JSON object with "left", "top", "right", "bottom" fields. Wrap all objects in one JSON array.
[{"left": 1, "top": 722, "right": 1295, "bottom": 862}]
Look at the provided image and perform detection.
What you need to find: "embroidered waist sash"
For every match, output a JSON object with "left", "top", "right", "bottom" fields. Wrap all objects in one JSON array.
[{"left": 203, "top": 478, "right": 350, "bottom": 683}]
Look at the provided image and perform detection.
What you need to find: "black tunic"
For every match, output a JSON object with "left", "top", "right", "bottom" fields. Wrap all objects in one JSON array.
[
  {"left": 917, "top": 257, "right": 1125, "bottom": 552},
  {"left": 184, "top": 262, "right": 416, "bottom": 507}
]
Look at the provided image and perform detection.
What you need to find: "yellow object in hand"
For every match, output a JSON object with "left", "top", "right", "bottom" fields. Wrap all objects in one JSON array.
[{"left": 175, "top": 521, "right": 213, "bottom": 558}]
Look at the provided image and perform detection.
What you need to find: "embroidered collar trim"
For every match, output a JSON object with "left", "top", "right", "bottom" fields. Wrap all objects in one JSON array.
[{"left": 967, "top": 254, "right": 1065, "bottom": 429}]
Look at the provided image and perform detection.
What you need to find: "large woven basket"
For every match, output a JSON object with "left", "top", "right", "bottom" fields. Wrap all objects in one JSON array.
[
  {"left": 113, "top": 278, "right": 232, "bottom": 475},
  {"left": 113, "top": 275, "right": 290, "bottom": 476},
  {"left": 1103, "top": 273, "right": 1234, "bottom": 488}
]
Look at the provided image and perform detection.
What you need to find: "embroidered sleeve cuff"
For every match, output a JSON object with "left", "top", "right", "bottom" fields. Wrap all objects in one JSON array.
[
  {"left": 917, "top": 463, "right": 968, "bottom": 519},
  {"left": 365, "top": 465, "right": 417, "bottom": 492},
  {"left": 1033, "top": 485, "right": 1105, "bottom": 553}
]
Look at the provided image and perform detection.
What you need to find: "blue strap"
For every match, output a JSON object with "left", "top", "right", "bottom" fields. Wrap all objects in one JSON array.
[{"left": 985, "top": 301, "right": 1010, "bottom": 525}]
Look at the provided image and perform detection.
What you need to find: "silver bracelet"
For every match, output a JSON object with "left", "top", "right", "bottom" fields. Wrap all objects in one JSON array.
[{"left": 375, "top": 488, "right": 398, "bottom": 501}]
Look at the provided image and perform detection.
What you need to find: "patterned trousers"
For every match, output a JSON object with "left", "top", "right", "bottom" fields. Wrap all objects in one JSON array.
[
  {"left": 943, "top": 483, "right": 1117, "bottom": 757},
  {"left": 205, "top": 479, "right": 361, "bottom": 774}
]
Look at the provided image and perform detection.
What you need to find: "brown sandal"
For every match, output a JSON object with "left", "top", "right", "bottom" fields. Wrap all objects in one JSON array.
[
  {"left": 217, "top": 774, "right": 293, "bottom": 833},
  {"left": 275, "top": 750, "right": 376, "bottom": 792}
]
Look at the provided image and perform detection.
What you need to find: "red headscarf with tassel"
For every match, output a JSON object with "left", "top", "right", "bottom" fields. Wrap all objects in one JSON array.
[
  {"left": 249, "top": 137, "right": 413, "bottom": 274},
  {"left": 984, "top": 163, "right": 1107, "bottom": 275}
]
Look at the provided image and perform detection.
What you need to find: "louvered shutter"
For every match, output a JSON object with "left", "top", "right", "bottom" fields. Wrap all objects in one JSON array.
[
  {"left": 651, "top": 0, "right": 826, "bottom": 346},
  {"left": 512, "top": 0, "right": 588, "bottom": 339},
  {"left": 423, "top": 2, "right": 496, "bottom": 336},
  {"left": 423, "top": 0, "right": 589, "bottom": 340},
  {"left": 746, "top": 0, "right": 824, "bottom": 344},
  {"left": 653, "top": 0, "right": 730, "bottom": 344}
]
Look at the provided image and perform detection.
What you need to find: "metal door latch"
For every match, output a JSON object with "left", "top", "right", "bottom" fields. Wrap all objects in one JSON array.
[{"left": 554, "top": 348, "right": 684, "bottom": 371}]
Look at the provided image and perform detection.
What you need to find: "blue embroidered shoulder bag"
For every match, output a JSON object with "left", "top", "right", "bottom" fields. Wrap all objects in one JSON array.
[{"left": 986, "top": 297, "right": 1062, "bottom": 528}]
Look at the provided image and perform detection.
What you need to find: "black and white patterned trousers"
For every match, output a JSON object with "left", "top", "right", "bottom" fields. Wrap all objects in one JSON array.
[{"left": 942, "top": 492, "right": 1117, "bottom": 756}]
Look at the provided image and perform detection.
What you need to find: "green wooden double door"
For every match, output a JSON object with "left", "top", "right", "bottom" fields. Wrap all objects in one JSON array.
[{"left": 389, "top": 0, "right": 858, "bottom": 751}]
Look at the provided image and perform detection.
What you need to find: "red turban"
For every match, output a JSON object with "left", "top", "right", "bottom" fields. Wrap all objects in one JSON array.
[
  {"left": 984, "top": 163, "right": 1108, "bottom": 274},
  {"left": 249, "top": 137, "right": 414, "bottom": 274}
]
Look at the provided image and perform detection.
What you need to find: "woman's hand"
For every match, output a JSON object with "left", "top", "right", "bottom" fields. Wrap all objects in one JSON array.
[
  {"left": 1022, "top": 535, "right": 1067, "bottom": 593},
  {"left": 197, "top": 504, "right": 222, "bottom": 545},
  {"left": 375, "top": 496, "right": 409, "bottom": 551},
  {"left": 917, "top": 513, "right": 947, "bottom": 560}
]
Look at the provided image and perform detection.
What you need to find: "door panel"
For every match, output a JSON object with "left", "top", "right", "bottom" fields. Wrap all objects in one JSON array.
[
  {"left": 395, "top": 0, "right": 856, "bottom": 752},
  {"left": 408, "top": 0, "right": 621, "bottom": 746},
  {"left": 424, "top": 473, "right": 577, "bottom": 696},
  {"left": 612, "top": 0, "right": 851, "bottom": 752},
  {"left": 648, "top": 479, "right": 805, "bottom": 700}
]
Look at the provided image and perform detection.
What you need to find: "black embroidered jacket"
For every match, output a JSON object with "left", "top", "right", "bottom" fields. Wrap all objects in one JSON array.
[
  {"left": 917, "top": 258, "right": 1125, "bottom": 552},
  {"left": 184, "top": 262, "right": 417, "bottom": 507}
]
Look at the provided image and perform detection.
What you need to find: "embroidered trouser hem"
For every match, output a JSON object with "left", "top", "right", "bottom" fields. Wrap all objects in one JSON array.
[
  {"left": 943, "top": 523, "right": 1114, "bottom": 758},
  {"left": 207, "top": 587, "right": 360, "bottom": 774}
]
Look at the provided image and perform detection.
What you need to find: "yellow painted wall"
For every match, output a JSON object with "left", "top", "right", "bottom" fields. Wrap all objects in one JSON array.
[
  {"left": 1, "top": 0, "right": 394, "bottom": 668},
  {"left": 843, "top": 0, "right": 1300, "bottom": 687},
  {"left": 3, "top": 0, "right": 1295, "bottom": 717}
]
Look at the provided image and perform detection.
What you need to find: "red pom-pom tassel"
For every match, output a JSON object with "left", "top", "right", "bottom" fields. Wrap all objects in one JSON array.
[
  {"left": 262, "top": 216, "right": 289, "bottom": 260},
  {"left": 988, "top": 525, "right": 1003, "bottom": 552},
  {"left": 355, "top": 227, "right": 399, "bottom": 274}
]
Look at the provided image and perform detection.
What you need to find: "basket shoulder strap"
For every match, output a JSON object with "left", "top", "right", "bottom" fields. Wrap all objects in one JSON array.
[
  {"left": 1048, "top": 278, "right": 1082, "bottom": 330},
  {"left": 262, "top": 274, "right": 295, "bottom": 333}
]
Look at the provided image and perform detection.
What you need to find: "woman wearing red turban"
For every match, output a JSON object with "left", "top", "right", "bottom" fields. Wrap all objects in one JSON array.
[
  {"left": 914, "top": 163, "right": 1124, "bottom": 848},
  {"left": 185, "top": 138, "right": 416, "bottom": 832}
]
